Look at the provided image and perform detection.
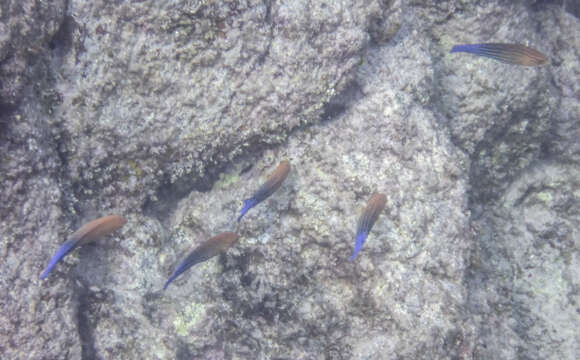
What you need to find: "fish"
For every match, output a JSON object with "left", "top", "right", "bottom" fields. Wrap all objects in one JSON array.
[
  {"left": 163, "top": 232, "right": 240, "bottom": 290},
  {"left": 350, "top": 193, "right": 387, "bottom": 261},
  {"left": 450, "top": 43, "right": 548, "bottom": 66},
  {"left": 237, "top": 160, "right": 291, "bottom": 222},
  {"left": 40, "top": 215, "right": 127, "bottom": 280}
]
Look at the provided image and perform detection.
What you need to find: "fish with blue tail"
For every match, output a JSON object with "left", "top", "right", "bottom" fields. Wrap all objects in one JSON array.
[
  {"left": 163, "top": 232, "right": 240, "bottom": 290},
  {"left": 450, "top": 43, "right": 548, "bottom": 66},
  {"left": 350, "top": 193, "right": 386, "bottom": 261},
  {"left": 40, "top": 215, "right": 127, "bottom": 280},
  {"left": 237, "top": 160, "right": 291, "bottom": 222}
]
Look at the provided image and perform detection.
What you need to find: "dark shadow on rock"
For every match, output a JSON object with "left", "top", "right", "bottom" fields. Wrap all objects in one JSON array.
[
  {"left": 75, "top": 283, "right": 98, "bottom": 360},
  {"left": 176, "top": 344, "right": 197, "bottom": 360},
  {"left": 320, "top": 81, "right": 364, "bottom": 123},
  {"left": 142, "top": 79, "right": 362, "bottom": 225},
  {"left": 49, "top": 15, "right": 77, "bottom": 56},
  {"left": 142, "top": 166, "right": 223, "bottom": 225},
  {"left": 0, "top": 102, "right": 17, "bottom": 137},
  {"left": 527, "top": 0, "right": 580, "bottom": 18},
  {"left": 565, "top": 0, "right": 580, "bottom": 17}
]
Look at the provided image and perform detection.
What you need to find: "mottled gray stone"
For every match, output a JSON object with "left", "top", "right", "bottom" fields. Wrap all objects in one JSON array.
[
  {"left": 1, "top": 0, "right": 396, "bottom": 358},
  {"left": 53, "top": 0, "right": 387, "bottom": 215},
  {"left": 431, "top": 1, "right": 559, "bottom": 206},
  {"left": 462, "top": 5, "right": 580, "bottom": 360},
  {"left": 0, "top": 3, "right": 81, "bottom": 358},
  {"left": 1, "top": 0, "right": 579, "bottom": 359},
  {"left": 0, "top": 106, "right": 81, "bottom": 359},
  {"left": 564, "top": 0, "right": 580, "bottom": 18},
  {"left": 468, "top": 161, "right": 580, "bottom": 359},
  {"left": 0, "top": 0, "right": 67, "bottom": 108},
  {"left": 148, "top": 30, "right": 472, "bottom": 358}
]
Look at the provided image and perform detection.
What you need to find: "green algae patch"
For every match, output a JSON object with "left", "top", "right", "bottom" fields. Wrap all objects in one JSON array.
[
  {"left": 173, "top": 302, "right": 207, "bottom": 337},
  {"left": 535, "top": 191, "right": 553, "bottom": 205},
  {"left": 128, "top": 160, "right": 143, "bottom": 177},
  {"left": 214, "top": 172, "right": 240, "bottom": 190}
]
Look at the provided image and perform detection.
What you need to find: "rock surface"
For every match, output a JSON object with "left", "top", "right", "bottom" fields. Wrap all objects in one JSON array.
[
  {"left": 0, "top": 0, "right": 578, "bottom": 359},
  {"left": 0, "top": 0, "right": 67, "bottom": 109}
]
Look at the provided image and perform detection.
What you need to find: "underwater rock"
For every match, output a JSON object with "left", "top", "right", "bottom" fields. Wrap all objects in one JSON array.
[
  {"left": 0, "top": 0, "right": 67, "bottom": 110},
  {"left": 1, "top": 0, "right": 579, "bottom": 359}
]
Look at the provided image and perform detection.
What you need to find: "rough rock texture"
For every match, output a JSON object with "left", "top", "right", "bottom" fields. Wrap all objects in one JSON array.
[
  {"left": 424, "top": 2, "right": 580, "bottom": 359},
  {"left": 0, "top": 0, "right": 67, "bottom": 109},
  {"left": 0, "top": 3, "right": 76, "bottom": 359},
  {"left": 51, "top": 0, "right": 400, "bottom": 214},
  {"left": 148, "top": 31, "right": 472, "bottom": 359},
  {"left": 1, "top": 0, "right": 579, "bottom": 359},
  {"left": 430, "top": 1, "right": 559, "bottom": 207},
  {"left": 468, "top": 162, "right": 580, "bottom": 360},
  {"left": 456, "top": 4, "right": 580, "bottom": 360}
]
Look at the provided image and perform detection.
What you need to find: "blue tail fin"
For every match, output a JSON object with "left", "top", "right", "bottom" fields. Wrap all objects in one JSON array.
[
  {"left": 349, "top": 232, "right": 369, "bottom": 261},
  {"left": 40, "top": 239, "right": 78, "bottom": 280},
  {"left": 237, "top": 198, "right": 257, "bottom": 222},
  {"left": 163, "top": 261, "right": 193, "bottom": 290},
  {"left": 163, "top": 272, "right": 180, "bottom": 291}
]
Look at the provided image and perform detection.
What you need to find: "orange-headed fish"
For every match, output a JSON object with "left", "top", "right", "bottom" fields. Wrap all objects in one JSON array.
[
  {"left": 40, "top": 215, "right": 127, "bottom": 280},
  {"left": 350, "top": 193, "right": 386, "bottom": 260},
  {"left": 450, "top": 43, "right": 548, "bottom": 66},
  {"left": 163, "top": 232, "right": 240, "bottom": 290},
  {"left": 237, "top": 160, "right": 291, "bottom": 222}
]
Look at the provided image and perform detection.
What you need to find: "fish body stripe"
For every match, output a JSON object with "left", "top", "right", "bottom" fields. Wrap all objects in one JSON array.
[
  {"left": 253, "top": 160, "right": 291, "bottom": 202},
  {"left": 450, "top": 43, "right": 548, "bottom": 66},
  {"left": 40, "top": 215, "right": 127, "bottom": 280},
  {"left": 357, "top": 193, "right": 387, "bottom": 235},
  {"left": 350, "top": 193, "right": 386, "bottom": 260},
  {"left": 163, "top": 232, "right": 239, "bottom": 290},
  {"left": 237, "top": 160, "right": 291, "bottom": 222},
  {"left": 71, "top": 215, "right": 127, "bottom": 245}
]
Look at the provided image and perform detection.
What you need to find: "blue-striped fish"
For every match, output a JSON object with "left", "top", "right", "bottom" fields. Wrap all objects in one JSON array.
[
  {"left": 450, "top": 43, "right": 548, "bottom": 66},
  {"left": 163, "top": 232, "right": 240, "bottom": 290},
  {"left": 350, "top": 193, "right": 386, "bottom": 261},
  {"left": 40, "top": 215, "right": 127, "bottom": 280},
  {"left": 237, "top": 160, "right": 291, "bottom": 222}
]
